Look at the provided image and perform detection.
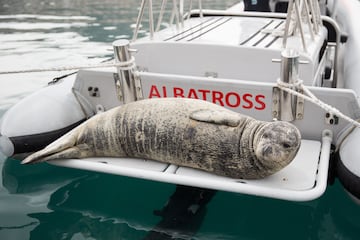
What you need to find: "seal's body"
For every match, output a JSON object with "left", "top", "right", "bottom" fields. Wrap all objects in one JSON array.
[{"left": 22, "top": 98, "right": 301, "bottom": 179}]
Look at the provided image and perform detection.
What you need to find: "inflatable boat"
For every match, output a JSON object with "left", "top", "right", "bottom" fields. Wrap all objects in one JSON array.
[{"left": 1, "top": 0, "right": 360, "bottom": 203}]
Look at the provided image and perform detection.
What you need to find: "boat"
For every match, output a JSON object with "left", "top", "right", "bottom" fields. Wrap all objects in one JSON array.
[{"left": 1, "top": 0, "right": 360, "bottom": 203}]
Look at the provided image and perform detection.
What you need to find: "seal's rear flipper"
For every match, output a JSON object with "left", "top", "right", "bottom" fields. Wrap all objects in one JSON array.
[
  {"left": 21, "top": 146, "right": 85, "bottom": 164},
  {"left": 21, "top": 130, "right": 80, "bottom": 164}
]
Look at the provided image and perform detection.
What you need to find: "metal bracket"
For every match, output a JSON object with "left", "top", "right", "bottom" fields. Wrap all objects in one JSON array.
[
  {"left": 272, "top": 87, "right": 281, "bottom": 119},
  {"left": 272, "top": 87, "right": 304, "bottom": 120},
  {"left": 113, "top": 73, "right": 123, "bottom": 102},
  {"left": 272, "top": 49, "right": 305, "bottom": 121},
  {"left": 295, "top": 88, "right": 304, "bottom": 120},
  {"left": 134, "top": 71, "right": 144, "bottom": 100},
  {"left": 113, "top": 39, "right": 143, "bottom": 104}
]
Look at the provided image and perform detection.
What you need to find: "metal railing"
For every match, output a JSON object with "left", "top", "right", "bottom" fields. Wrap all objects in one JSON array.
[
  {"left": 282, "top": 0, "right": 322, "bottom": 52},
  {"left": 132, "top": 0, "right": 203, "bottom": 41}
]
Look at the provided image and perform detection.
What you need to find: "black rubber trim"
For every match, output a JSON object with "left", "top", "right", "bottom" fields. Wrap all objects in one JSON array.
[
  {"left": 337, "top": 156, "right": 360, "bottom": 200},
  {"left": 164, "top": 17, "right": 215, "bottom": 41},
  {"left": 186, "top": 17, "right": 232, "bottom": 42},
  {"left": 262, "top": 21, "right": 284, "bottom": 48},
  {"left": 239, "top": 20, "right": 274, "bottom": 45},
  {"left": 10, "top": 119, "right": 85, "bottom": 154}
]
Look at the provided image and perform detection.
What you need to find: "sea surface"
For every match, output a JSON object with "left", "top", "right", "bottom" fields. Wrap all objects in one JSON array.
[{"left": 1, "top": 0, "right": 360, "bottom": 239}]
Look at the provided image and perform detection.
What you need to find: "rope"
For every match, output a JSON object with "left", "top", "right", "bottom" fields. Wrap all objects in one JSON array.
[
  {"left": 0, "top": 57, "right": 136, "bottom": 75},
  {"left": 276, "top": 79, "right": 360, "bottom": 128}
]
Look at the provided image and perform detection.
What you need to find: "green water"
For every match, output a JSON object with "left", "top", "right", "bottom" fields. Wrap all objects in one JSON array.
[
  {"left": 1, "top": 1, "right": 360, "bottom": 239},
  {"left": 2, "top": 158, "right": 360, "bottom": 240}
]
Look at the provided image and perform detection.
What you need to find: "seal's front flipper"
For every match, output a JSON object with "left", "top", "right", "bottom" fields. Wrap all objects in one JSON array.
[{"left": 189, "top": 110, "right": 241, "bottom": 127}]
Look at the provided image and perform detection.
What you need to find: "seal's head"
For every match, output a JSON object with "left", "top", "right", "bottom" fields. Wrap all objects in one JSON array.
[{"left": 253, "top": 121, "right": 301, "bottom": 175}]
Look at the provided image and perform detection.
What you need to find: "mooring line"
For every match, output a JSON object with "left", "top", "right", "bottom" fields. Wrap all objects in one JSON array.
[
  {"left": 0, "top": 57, "right": 135, "bottom": 75},
  {"left": 277, "top": 79, "right": 360, "bottom": 128}
]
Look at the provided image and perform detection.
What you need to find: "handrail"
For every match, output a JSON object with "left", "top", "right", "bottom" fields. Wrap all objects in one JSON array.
[
  {"left": 283, "top": 0, "right": 323, "bottom": 52},
  {"left": 132, "top": 0, "right": 204, "bottom": 41}
]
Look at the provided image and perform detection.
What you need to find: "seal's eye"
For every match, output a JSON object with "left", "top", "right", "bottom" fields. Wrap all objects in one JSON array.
[{"left": 282, "top": 142, "right": 291, "bottom": 149}]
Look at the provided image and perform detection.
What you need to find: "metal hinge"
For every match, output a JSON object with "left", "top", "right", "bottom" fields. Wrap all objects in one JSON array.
[{"left": 272, "top": 86, "right": 304, "bottom": 120}]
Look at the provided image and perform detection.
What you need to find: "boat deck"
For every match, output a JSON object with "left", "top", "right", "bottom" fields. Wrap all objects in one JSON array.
[
  {"left": 132, "top": 14, "right": 327, "bottom": 84},
  {"left": 138, "top": 14, "right": 325, "bottom": 54}
]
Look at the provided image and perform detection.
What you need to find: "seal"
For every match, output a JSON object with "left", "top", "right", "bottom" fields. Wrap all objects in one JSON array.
[{"left": 22, "top": 98, "right": 301, "bottom": 179}]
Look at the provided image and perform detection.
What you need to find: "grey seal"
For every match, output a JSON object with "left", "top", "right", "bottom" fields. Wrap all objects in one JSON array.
[{"left": 22, "top": 98, "right": 301, "bottom": 179}]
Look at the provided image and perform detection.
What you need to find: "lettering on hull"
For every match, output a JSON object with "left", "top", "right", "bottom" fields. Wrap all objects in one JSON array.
[{"left": 148, "top": 85, "right": 266, "bottom": 110}]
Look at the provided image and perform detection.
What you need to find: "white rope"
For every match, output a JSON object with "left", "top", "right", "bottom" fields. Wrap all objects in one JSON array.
[
  {"left": 276, "top": 79, "right": 360, "bottom": 128},
  {"left": 0, "top": 57, "right": 136, "bottom": 75}
]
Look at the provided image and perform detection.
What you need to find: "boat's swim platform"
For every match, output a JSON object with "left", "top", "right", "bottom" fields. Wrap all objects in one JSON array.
[{"left": 51, "top": 131, "right": 332, "bottom": 202}]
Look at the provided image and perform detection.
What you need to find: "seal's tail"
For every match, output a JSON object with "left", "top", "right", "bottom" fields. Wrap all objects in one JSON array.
[{"left": 21, "top": 128, "right": 82, "bottom": 164}]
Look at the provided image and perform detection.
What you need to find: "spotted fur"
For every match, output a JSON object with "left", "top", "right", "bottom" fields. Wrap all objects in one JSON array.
[{"left": 22, "top": 98, "right": 301, "bottom": 179}]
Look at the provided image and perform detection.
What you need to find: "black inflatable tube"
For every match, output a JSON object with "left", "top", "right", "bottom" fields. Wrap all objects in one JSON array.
[
  {"left": 336, "top": 156, "right": 360, "bottom": 200},
  {"left": 10, "top": 119, "right": 85, "bottom": 154}
]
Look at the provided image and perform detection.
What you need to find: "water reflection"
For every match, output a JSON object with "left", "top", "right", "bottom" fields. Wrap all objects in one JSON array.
[
  {"left": 199, "top": 180, "right": 360, "bottom": 240},
  {"left": 27, "top": 176, "right": 159, "bottom": 240},
  {"left": 3, "top": 159, "right": 216, "bottom": 240},
  {"left": 0, "top": 15, "right": 113, "bottom": 109},
  {"left": 0, "top": 158, "right": 82, "bottom": 240},
  {"left": 315, "top": 181, "right": 360, "bottom": 239},
  {"left": 3, "top": 154, "right": 360, "bottom": 240},
  {"left": 2, "top": 157, "right": 82, "bottom": 194},
  {"left": 1, "top": 157, "right": 169, "bottom": 239}
]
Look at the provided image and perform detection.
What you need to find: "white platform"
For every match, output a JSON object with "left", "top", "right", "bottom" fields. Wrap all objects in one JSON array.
[{"left": 50, "top": 131, "right": 332, "bottom": 202}]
